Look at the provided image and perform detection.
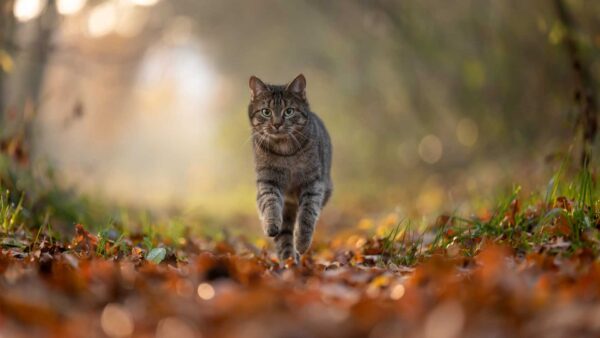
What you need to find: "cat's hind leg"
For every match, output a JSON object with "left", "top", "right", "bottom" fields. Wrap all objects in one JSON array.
[{"left": 275, "top": 196, "right": 298, "bottom": 263}]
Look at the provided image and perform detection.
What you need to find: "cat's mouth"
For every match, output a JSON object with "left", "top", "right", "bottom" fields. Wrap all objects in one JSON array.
[
  {"left": 267, "top": 132, "right": 289, "bottom": 140},
  {"left": 264, "top": 128, "right": 289, "bottom": 137}
]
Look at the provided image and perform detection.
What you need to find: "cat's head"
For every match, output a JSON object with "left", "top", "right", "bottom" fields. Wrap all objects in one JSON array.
[{"left": 248, "top": 74, "right": 310, "bottom": 146}]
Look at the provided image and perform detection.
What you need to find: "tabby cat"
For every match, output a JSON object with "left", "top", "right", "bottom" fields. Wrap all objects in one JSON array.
[{"left": 248, "top": 74, "right": 332, "bottom": 262}]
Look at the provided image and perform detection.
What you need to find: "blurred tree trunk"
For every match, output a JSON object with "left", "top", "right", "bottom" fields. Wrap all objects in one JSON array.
[
  {"left": 1, "top": 0, "right": 57, "bottom": 117},
  {"left": 28, "top": 0, "right": 57, "bottom": 108},
  {"left": 0, "top": 0, "right": 57, "bottom": 169},
  {"left": 554, "top": 0, "right": 598, "bottom": 169},
  {"left": 0, "top": 0, "right": 17, "bottom": 119}
]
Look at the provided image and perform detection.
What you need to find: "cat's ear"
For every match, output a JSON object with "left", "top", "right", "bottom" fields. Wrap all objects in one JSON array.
[
  {"left": 286, "top": 74, "right": 306, "bottom": 99},
  {"left": 249, "top": 76, "right": 268, "bottom": 100}
]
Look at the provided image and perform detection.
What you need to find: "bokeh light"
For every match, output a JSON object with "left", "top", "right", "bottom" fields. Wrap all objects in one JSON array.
[
  {"left": 100, "top": 303, "right": 135, "bottom": 338},
  {"left": 87, "top": 1, "right": 118, "bottom": 38},
  {"left": 197, "top": 282, "right": 215, "bottom": 300},
  {"left": 13, "top": 0, "right": 46, "bottom": 22},
  {"left": 56, "top": 0, "right": 86, "bottom": 16},
  {"left": 418, "top": 135, "right": 443, "bottom": 164},
  {"left": 390, "top": 284, "right": 405, "bottom": 300},
  {"left": 129, "top": 0, "right": 160, "bottom": 7}
]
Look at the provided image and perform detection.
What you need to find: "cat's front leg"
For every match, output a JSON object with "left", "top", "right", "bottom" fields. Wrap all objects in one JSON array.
[
  {"left": 275, "top": 197, "right": 298, "bottom": 262},
  {"left": 256, "top": 178, "right": 284, "bottom": 237},
  {"left": 295, "top": 180, "right": 325, "bottom": 254}
]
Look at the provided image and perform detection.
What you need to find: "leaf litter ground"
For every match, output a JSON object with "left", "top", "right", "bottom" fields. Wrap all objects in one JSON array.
[{"left": 0, "top": 182, "right": 599, "bottom": 338}]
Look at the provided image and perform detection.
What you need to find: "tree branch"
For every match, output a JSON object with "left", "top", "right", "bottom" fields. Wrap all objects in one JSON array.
[{"left": 554, "top": 0, "right": 598, "bottom": 168}]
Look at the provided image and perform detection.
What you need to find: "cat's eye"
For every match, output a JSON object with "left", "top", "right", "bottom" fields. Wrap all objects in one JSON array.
[
  {"left": 284, "top": 108, "right": 295, "bottom": 117},
  {"left": 260, "top": 108, "right": 272, "bottom": 117}
]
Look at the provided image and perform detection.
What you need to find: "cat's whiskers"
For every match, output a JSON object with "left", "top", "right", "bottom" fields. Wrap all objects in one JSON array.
[
  {"left": 292, "top": 129, "right": 309, "bottom": 143},
  {"left": 257, "top": 133, "right": 269, "bottom": 150},
  {"left": 288, "top": 132, "right": 302, "bottom": 149},
  {"left": 243, "top": 132, "right": 258, "bottom": 148},
  {"left": 254, "top": 133, "right": 263, "bottom": 149}
]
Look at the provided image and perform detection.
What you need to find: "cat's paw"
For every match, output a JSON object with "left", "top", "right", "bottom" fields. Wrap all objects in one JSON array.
[
  {"left": 263, "top": 219, "right": 281, "bottom": 237},
  {"left": 277, "top": 248, "right": 296, "bottom": 262},
  {"left": 278, "top": 250, "right": 300, "bottom": 268}
]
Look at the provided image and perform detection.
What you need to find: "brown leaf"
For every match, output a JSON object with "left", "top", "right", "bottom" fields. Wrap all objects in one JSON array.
[{"left": 72, "top": 224, "right": 98, "bottom": 254}]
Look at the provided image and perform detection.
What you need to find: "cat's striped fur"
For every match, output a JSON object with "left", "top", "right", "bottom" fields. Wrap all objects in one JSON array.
[{"left": 248, "top": 74, "right": 332, "bottom": 262}]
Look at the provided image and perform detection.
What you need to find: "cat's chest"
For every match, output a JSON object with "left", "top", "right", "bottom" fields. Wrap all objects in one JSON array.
[
  {"left": 286, "top": 157, "right": 316, "bottom": 183},
  {"left": 258, "top": 147, "right": 320, "bottom": 187}
]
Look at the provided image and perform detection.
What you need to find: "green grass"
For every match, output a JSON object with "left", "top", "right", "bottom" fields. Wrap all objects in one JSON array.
[
  {"left": 372, "top": 167, "right": 598, "bottom": 267},
  {"left": 0, "top": 188, "right": 23, "bottom": 233}
]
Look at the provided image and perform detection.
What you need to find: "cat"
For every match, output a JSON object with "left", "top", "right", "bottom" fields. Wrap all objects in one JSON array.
[{"left": 247, "top": 74, "right": 332, "bottom": 263}]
